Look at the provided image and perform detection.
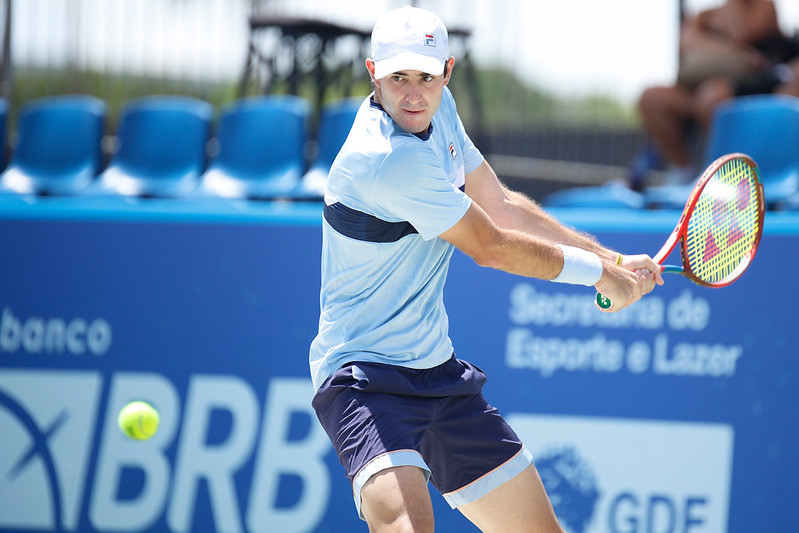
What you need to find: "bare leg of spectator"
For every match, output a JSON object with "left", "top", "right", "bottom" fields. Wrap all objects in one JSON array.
[{"left": 638, "top": 85, "right": 695, "bottom": 169}]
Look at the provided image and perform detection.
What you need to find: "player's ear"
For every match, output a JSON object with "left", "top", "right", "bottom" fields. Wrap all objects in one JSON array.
[
  {"left": 366, "top": 58, "right": 381, "bottom": 93},
  {"left": 366, "top": 58, "right": 378, "bottom": 83},
  {"left": 443, "top": 57, "right": 455, "bottom": 85}
]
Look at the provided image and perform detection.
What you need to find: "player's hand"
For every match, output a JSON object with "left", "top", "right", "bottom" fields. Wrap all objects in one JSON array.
[
  {"left": 593, "top": 261, "right": 658, "bottom": 313},
  {"left": 619, "top": 253, "right": 665, "bottom": 287}
]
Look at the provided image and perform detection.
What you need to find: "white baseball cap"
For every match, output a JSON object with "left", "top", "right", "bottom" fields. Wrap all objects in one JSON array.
[{"left": 370, "top": 6, "right": 449, "bottom": 80}]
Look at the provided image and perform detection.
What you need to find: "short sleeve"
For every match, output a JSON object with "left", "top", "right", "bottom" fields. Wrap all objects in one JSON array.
[{"left": 371, "top": 144, "right": 472, "bottom": 241}]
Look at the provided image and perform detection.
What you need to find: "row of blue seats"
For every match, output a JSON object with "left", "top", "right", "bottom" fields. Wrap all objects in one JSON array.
[
  {"left": 543, "top": 94, "right": 799, "bottom": 211},
  {"left": 0, "top": 93, "right": 365, "bottom": 200}
]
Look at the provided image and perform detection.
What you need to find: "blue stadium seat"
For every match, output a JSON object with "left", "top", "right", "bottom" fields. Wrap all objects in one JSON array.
[
  {"left": 707, "top": 94, "right": 799, "bottom": 206},
  {"left": 641, "top": 182, "right": 695, "bottom": 210},
  {"left": 292, "top": 96, "right": 363, "bottom": 200},
  {"left": 0, "top": 95, "right": 105, "bottom": 196},
  {"left": 0, "top": 98, "right": 8, "bottom": 172},
  {"left": 198, "top": 95, "right": 310, "bottom": 199},
  {"left": 88, "top": 96, "right": 212, "bottom": 197},
  {"left": 784, "top": 191, "right": 799, "bottom": 210},
  {"left": 646, "top": 94, "right": 799, "bottom": 209},
  {"left": 543, "top": 182, "right": 645, "bottom": 209}
]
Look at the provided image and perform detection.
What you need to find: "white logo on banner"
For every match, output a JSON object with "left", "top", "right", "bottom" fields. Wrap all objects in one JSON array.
[
  {"left": 0, "top": 370, "right": 331, "bottom": 533},
  {"left": 0, "top": 372, "right": 102, "bottom": 530},
  {"left": 506, "top": 286, "right": 744, "bottom": 378},
  {"left": 507, "top": 414, "right": 734, "bottom": 533},
  {"left": 0, "top": 307, "right": 113, "bottom": 356}
]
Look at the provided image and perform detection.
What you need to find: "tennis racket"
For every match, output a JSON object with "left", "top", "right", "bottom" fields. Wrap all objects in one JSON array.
[{"left": 596, "top": 153, "right": 765, "bottom": 310}]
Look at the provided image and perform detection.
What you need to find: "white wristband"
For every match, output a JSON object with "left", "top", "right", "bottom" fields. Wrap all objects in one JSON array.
[{"left": 551, "top": 244, "right": 603, "bottom": 286}]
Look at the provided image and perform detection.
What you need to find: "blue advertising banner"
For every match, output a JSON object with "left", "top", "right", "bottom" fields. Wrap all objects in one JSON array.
[{"left": 0, "top": 198, "right": 797, "bottom": 532}]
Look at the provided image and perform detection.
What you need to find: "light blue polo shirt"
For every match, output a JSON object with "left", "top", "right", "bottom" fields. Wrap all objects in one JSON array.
[{"left": 309, "top": 87, "right": 484, "bottom": 389}]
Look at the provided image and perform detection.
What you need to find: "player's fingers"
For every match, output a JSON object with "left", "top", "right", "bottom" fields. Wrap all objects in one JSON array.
[
  {"left": 621, "top": 253, "right": 658, "bottom": 273},
  {"left": 641, "top": 258, "right": 665, "bottom": 286},
  {"left": 635, "top": 268, "right": 656, "bottom": 295}
]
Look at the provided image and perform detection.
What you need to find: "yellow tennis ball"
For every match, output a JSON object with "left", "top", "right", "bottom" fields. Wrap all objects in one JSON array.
[{"left": 118, "top": 401, "right": 160, "bottom": 440}]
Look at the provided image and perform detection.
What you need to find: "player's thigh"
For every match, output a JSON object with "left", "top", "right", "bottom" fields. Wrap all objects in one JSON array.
[
  {"left": 360, "top": 465, "right": 434, "bottom": 533},
  {"left": 457, "top": 465, "right": 564, "bottom": 533}
]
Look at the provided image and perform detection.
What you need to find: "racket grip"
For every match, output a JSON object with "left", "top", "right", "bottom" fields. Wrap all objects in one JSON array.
[{"left": 595, "top": 292, "right": 613, "bottom": 310}]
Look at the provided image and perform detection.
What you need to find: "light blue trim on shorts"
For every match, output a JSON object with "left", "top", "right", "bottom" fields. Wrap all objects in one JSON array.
[
  {"left": 442, "top": 447, "right": 534, "bottom": 509},
  {"left": 352, "top": 450, "right": 431, "bottom": 520}
]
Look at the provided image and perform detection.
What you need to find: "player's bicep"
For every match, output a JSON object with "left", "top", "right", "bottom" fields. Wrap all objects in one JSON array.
[
  {"left": 464, "top": 160, "right": 507, "bottom": 208},
  {"left": 465, "top": 160, "right": 550, "bottom": 232}
]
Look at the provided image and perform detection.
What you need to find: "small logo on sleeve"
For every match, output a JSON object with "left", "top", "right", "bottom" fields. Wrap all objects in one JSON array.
[{"left": 449, "top": 142, "right": 458, "bottom": 160}]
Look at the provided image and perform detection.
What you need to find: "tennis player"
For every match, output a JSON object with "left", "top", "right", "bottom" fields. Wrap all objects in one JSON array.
[{"left": 310, "top": 6, "right": 663, "bottom": 532}]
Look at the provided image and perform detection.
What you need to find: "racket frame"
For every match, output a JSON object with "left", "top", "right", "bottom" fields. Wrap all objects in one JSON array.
[
  {"left": 654, "top": 152, "right": 764, "bottom": 287},
  {"left": 596, "top": 153, "right": 764, "bottom": 310}
]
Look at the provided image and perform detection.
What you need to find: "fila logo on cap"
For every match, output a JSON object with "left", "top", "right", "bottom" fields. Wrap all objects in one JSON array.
[{"left": 424, "top": 33, "right": 436, "bottom": 47}]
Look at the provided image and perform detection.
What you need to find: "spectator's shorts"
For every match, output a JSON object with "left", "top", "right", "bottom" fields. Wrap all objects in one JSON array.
[{"left": 733, "top": 66, "right": 783, "bottom": 96}]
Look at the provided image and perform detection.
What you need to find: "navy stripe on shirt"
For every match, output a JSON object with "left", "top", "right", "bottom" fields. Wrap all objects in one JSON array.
[
  {"left": 324, "top": 202, "right": 418, "bottom": 243},
  {"left": 323, "top": 183, "right": 466, "bottom": 243}
]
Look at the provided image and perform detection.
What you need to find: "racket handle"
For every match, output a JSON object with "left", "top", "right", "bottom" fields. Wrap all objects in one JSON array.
[
  {"left": 596, "top": 265, "right": 673, "bottom": 309},
  {"left": 595, "top": 292, "right": 613, "bottom": 310}
]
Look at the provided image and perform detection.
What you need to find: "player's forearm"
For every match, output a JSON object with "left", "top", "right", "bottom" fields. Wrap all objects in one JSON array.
[
  {"left": 445, "top": 205, "right": 575, "bottom": 281},
  {"left": 472, "top": 227, "right": 565, "bottom": 280},
  {"left": 501, "top": 189, "right": 618, "bottom": 262},
  {"left": 479, "top": 230, "right": 631, "bottom": 296},
  {"left": 464, "top": 167, "right": 619, "bottom": 264}
]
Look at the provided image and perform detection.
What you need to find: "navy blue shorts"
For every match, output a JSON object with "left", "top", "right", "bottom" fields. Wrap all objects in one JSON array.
[{"left": 312, "top": 355, "right": 533, "bottom": 518}]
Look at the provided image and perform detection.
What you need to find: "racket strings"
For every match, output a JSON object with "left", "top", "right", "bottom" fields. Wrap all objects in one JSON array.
[{"left": 684, "top": 158, "right": 762, "bottom": 284}]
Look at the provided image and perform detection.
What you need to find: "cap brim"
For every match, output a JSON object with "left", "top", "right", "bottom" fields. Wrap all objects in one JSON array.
[{"left": 373, "top": 52, "right": 445, "bottom": 80}]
